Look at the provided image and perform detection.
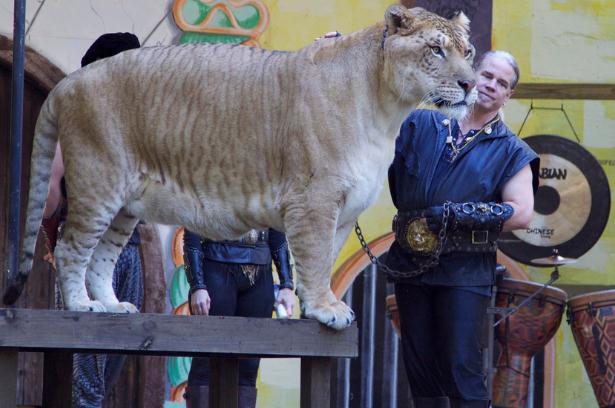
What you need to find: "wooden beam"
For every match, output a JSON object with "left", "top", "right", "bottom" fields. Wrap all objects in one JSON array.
[
  {"left": 513, "top": 83, "right": 615, "bottom": 100},
  {"left": 0, "top": 349, "right": 17, "bottom": 408},
  {"left": 300, "top": 357, "right": 332, "bottom": 408},
  {"left": 0, "top": 308, "right": 358, "bottom": 358},
  {"left": 137, "top": 223, "right": 167, "bottom": 408}
]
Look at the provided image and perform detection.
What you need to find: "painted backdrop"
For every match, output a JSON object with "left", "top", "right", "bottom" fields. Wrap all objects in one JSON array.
[{"left": 1, "top": 0, "right": 614, "bottom": 407}]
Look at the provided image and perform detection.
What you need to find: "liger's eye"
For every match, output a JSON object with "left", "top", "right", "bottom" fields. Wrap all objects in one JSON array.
[
  {"left": 431, "top": 46, "right": 444, "bottom": 57},
  {"left": 464, "top": 48, "right": 473, "bottom": 59}
]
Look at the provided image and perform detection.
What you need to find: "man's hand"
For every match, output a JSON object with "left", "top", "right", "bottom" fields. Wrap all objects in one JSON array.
[
  {"left": 190, "top": 289, "right": 211, "bottom": 316},
  {"left": 314, "top": 31, "right": 342, "bottom": 41},
  {"left": 275, "top": 288, "right": 295, "bottom": 317},
  {"left": 424, "top": 205, "right": 449, "bottom": 233}
]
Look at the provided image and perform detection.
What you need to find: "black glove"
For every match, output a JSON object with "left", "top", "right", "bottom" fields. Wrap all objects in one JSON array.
[
  {"left": 183, "top": 230, "right": 207, "bottom": 294},
  {"left": 272, "top": 242, "right": 294, "bottom": 290},
  {"left": 423, "top": 205, "right": 452, "bottom": 233}
]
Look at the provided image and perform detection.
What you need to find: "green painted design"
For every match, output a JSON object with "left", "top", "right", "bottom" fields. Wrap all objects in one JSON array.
[
  {"left": 170, "top": 265, "right": 190, "bottom": 308},
  {"left": 167, "top": 356, "right": 192, "bottom": 387},
  {"left": 211, "top": 8, "right": 233, "bottom": 28},
  {"left": 180, "top": 0, "right": 262, "bottom": 30},
  {"left": 179, "top": 32, "right": 249, "bottom": 44},
  {"left": 234, "top": 5, "right": 260, "bottom": 29},
  {"left": 182, "top": 0, "right": 209, "bottom": 25}
]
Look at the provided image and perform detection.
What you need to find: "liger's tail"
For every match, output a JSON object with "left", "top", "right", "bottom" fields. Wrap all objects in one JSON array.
[{"left": 3, "top": 96, "right": 59, "bottom": 305}]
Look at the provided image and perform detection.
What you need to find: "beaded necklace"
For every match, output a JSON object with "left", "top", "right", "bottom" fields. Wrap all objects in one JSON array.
[{"left": 443, "top": 115, "right": 500, "bottom": 161}]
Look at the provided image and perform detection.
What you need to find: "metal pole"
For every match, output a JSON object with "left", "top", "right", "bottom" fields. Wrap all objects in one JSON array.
[
  {"left": 360, "top": 263, "right": 376, "bottom": 408},
  {"left": 382, "top": 283, "right": 398, "bottom": 408},
  {"left": 339, "top": 287, "right": 353, "bottom": 408},
  {"left": 7, "top": 0, "right": 26, "bottom": 286}
]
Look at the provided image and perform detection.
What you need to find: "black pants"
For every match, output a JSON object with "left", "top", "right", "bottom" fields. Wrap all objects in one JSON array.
[
  {"left": 188, "top": 260, "right": 275, "bottom": 387},
  {"left": 394, "top": 283, "right": 490, "bottom": 407}
]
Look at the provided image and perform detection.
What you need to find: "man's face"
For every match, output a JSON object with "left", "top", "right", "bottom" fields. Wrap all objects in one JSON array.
[{"left": 475, "top": 55, "right": 515, "bottom": 112}]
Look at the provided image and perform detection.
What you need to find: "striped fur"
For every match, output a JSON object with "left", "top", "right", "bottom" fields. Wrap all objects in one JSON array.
[{"left": 4, "top": 6, "right": 476, "bottom": 329}]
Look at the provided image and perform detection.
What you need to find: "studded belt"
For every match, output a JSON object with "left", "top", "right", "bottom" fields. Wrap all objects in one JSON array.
[{"left": 393, "top": 211, "right": 497, "bottom": 255}]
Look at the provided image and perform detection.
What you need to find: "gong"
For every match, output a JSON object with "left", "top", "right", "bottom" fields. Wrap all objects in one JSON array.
[{"left": 498, "top": 135, "right": 611, "bottom": 266}]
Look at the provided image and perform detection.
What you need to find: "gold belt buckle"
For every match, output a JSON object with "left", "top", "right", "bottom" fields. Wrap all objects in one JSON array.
[{"left": 406, "top": 218, "right": 438, "bottom": 253}]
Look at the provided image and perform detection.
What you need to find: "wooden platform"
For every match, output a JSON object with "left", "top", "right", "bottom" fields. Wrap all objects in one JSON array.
[{"left": 0, "top": 308, "right": 358, "bottom": 408}]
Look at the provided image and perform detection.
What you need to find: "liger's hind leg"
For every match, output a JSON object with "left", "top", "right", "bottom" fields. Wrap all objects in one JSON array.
[
  {"left": 55, "top": 198, "right": 122, "bottom": 312},
  {"left": 86, "top": 209, "right": 140, "bottom": 313},
  {"left": 284, "top": 202, "right": 354, "bottom": 330}
]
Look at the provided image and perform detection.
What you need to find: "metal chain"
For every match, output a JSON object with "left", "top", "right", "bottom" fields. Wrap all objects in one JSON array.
[{"left": 354, "top": 202, "right": 451, "bottom": 280}]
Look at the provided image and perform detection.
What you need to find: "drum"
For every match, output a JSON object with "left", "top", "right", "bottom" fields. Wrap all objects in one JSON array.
[
  {"left": 385, "top": 294, "right": 400, "bottom": 337},
  {"left": 492, "top": 278, "right": 567, "bottom": 408},
  {"left": 567, "top": 290, "right": 615, "bottom": 407}
]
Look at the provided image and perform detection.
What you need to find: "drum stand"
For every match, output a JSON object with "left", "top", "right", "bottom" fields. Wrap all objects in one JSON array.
[
  {"left": 485, "top": 267, "right": 560, "bottom": 400},
  {"left": 485, "top": 249, "right": 574, "bottom": 399},
  {"left": 490, "top": 266, "right": 560, "bottom": 328}
]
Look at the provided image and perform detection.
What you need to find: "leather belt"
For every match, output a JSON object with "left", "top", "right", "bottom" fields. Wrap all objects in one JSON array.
[
  {"left": 237, "top": 229, "right": 269, "bottom": 245},
  {"left": 205, "top": 229, "right": 269, "bottom": 246},
  {"left": 393, "top": 211, "right": 497, "bottom": 255}
]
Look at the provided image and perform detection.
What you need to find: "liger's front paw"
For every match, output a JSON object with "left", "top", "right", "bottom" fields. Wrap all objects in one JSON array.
[
  {"left": 69, "top": 299, "right": 107, "bottom": 313},
  {"left": 303, "top": 299, "right": 355, "bottom": 330},
  {"left": 105, "top": 302, "right": 139, "bottom": 314}
]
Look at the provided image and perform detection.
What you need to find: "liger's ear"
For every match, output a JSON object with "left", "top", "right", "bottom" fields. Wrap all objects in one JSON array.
[
  {"left": 385, "top": 5, "right": 417, "bottom": 35},
  {"left": 451, "top": 11, "right": 471, "bottom": 33}
]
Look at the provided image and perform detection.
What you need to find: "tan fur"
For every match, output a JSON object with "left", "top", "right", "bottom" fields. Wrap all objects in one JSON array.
[{"left": 6, "top": 6, "right": 476, "bottom": 329}]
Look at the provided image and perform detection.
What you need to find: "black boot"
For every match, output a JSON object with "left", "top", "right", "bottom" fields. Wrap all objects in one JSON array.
[
  {"left": 185, "top": 385, "right": 209, "bottom": 408},
  {"left": 413, "top": 396, "right": 451, "bottom": 408},
  {"left": 238, "top": 386, "right": 257, "bottom": 408}
]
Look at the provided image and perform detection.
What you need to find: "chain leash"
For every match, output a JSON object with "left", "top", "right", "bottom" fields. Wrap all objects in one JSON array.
[{"left": 354, "top": 202, "right": 451, "bottom": 280}]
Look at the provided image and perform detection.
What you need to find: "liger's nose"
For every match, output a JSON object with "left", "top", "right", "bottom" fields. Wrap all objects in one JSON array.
[{"left": 458, "top": 79, "right": 476, "bottom": 95}]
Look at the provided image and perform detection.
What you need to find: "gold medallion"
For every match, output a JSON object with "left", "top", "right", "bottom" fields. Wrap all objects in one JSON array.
[{"left": 406, "top": 218, "right": 438, "bottom": 253}]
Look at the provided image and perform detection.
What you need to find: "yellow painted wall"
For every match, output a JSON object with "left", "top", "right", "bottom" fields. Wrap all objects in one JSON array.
[{"left": 494, "top": 1, "right": 615, "bottom": 407}]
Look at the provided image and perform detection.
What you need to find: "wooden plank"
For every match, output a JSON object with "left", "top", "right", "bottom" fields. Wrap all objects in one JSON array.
[
  {"left": 0, "top": 308, "right": 358, "bottom": 358},
  {"left": 18, "top": 229, "right": 55, "bottom": 406},
  {"left": 513, "top": 83, "right": 615, "bottom": 100},
  {"left": 300, "top": 357, "right": 332, "bottom": 408},
  {"left": 210, "top": 357, "right": 238, "bottom": 408},
  {"left": 138, "top": 224, "right": 166, "bottom": 408},
  {"left": 42, "top": 350, "right": 73, "bottom": 408},
  {"left": 0, "top": 349, "right": 17, "bottom": 408}
]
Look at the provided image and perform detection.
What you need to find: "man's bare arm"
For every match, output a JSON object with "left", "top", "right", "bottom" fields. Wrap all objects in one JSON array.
[{"left": 501, "top": 164, "right": 534, "bottom": 231}]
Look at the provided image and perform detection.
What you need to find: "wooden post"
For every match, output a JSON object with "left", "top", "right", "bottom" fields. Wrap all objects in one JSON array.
[
  {"left": 301, "top": 357, "right": 332, "bottom": 408},
  {"left": 0, "top": 349, "right": 17, "bottom": 408},
  {"left": 210, "top": 357, "right": 238, "bottom": 408},
  {"left": 42, "top": 350, "right": 73, "bottom": 408}
]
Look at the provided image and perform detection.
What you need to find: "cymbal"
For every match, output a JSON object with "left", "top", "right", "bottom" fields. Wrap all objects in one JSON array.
[{"left": 531, "top": 254, "right": 577, "bottom": 266}]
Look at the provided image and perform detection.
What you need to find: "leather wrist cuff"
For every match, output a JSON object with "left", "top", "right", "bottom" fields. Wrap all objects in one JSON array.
[
  {"left": 183, "top": 246, "right": 207, "bottom": 292},
  {"left": 450, "top": 202, "right": 514, "bottom": 233},
  {"left": 272, "top": 243, "right": 294, "bottom": 290}
]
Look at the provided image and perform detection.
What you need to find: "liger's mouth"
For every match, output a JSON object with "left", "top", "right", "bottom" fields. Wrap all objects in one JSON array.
[{"left": 434, "top": 99, "right": 467, "bottom": 108}]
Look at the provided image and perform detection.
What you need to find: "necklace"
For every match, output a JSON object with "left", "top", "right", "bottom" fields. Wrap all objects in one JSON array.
[{"left": 444, "top": 115, "right": 500, "bottom": 161}]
